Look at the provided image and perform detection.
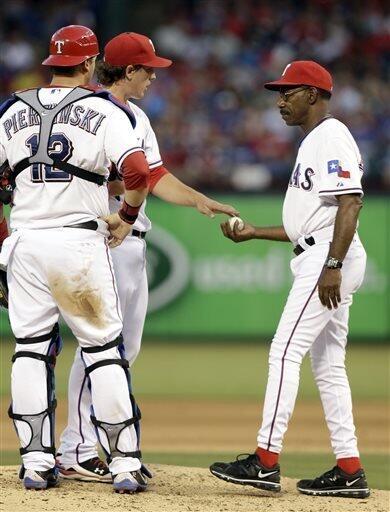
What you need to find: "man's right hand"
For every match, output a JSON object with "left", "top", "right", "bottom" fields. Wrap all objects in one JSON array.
[
  {"left": 102, "top": 213, "right": 132, "bottom": 248},
  {"left": 195, "top": 196, "right": 239, "bottom": 218},
  {"left": 220, "top": 219, "right": 256, "bottom": 243}
]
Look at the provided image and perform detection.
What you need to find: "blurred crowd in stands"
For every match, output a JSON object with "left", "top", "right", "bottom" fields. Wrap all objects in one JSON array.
[{"left": 1, "top": 0, "right": 389, "bottom": 191}]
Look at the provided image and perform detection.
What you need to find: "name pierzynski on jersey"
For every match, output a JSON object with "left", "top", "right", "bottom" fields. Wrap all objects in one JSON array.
[{"left": 2, "top": 103, "right": 106, "bottom": 141}]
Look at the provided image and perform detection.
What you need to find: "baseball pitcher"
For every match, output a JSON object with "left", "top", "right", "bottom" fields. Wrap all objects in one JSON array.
[{"left": 57, "top": 32, "right": 239, "bottom": 484}]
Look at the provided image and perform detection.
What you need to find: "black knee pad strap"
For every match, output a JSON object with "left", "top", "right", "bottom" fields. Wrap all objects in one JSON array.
[
  {"left": 12, "top": 351, "right": 56, "bottom": 364},
  {"left": 84, "top": 358, "right": 129, "bottom": 376},
  {"left": 81, "top": 336, "right": 122, "bottom": 353},
  {"left": 15, "top": 323, "right": 59, "bottom": 344}
]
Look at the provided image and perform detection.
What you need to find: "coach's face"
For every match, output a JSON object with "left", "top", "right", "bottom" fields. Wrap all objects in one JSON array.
[
  {"left": 277, "top": 86, "right": 316, "bottom": 126},
  {"left": 126, "top": 65, "right": 156, "bottom": 99}
]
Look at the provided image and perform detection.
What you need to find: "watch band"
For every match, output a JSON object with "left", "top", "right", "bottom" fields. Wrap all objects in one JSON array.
[{"left": 325, "top": 257, "right": 343, "bottom": 269}]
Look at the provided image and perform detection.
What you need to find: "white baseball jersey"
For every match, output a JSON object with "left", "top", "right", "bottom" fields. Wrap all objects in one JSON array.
[
  {"left": 0, "top": 87, "right": 140, "bottom": 230},
  {"left": 283, "top": 117, "right": 364, "bottom": 244},
  {"left": 256, "top": 117, "right": 367, "bottom": 461},
  {"left": 3, "top": 87, "right": 143, "bottom": 476},
  {"left": 58, "top": 99, "right": 162, "bottom": 467},
  {"left": 108, "top": 100, "right": 163, "bottom": 232}
]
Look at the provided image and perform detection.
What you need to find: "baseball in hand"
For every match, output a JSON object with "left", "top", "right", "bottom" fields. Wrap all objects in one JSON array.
[{"left": 229, "top": 216, "right": 244, "bottom": 231}]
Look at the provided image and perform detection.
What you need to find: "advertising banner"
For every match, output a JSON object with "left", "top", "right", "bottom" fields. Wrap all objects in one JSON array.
[
  {"left": 0, "top": 196, "right": 388, "bottom": 339},
  {"left": 144, "top": 196, "right": 389, "bottom": 339}
]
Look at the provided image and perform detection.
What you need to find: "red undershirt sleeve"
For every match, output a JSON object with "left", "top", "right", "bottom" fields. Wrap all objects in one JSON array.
[{"left": 120, "top": 151, "right": 150, "bottom": 190}]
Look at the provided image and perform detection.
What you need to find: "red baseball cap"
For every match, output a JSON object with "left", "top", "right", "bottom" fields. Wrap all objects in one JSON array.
[
  {"left": 104, "top": 32, "right": 172, "bottom": 68},
  {"left": 264, "top": 60, "right": 333, "bottom": 94},
  {"left": 42, "top": 25, "right": 99, "bottom": 66}
]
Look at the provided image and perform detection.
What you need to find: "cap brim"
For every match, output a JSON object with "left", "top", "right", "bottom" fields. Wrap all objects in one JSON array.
[
  {"left": 264, "top": 79, "right": 303, "bottom": 90},
  {"left": 42, "top": 53, "right": 99, "bottom": 66},
  {"left": 141, "top": 55, "right": 172, "bottom": 68}
]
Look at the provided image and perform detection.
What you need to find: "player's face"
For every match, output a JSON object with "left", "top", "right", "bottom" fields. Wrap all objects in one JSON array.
[
  {"left": 277, "top": 86, "right": 311, "bottom": 126},
  {"left": 127, "top": 66, "right": 156, "bottom": 99}
]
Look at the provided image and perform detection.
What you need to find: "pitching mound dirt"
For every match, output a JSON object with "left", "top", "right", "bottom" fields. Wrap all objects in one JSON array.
[{"left": 1, "top": 465, "right": 388, "bottom": 512}]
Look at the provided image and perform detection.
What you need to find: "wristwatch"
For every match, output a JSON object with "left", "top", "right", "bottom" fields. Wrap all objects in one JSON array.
[{"left": 325, "top": 257, "right": 343, "bottom": 269}]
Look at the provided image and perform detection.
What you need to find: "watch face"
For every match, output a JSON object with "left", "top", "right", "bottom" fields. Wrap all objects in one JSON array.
[{"left": 327, "top": 257, "right": 341, "bottom": 268}]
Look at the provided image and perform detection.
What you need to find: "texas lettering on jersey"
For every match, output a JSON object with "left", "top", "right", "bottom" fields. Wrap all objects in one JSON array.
[{"left": 289, "top": 163, "right": 315, "bottom": 191}]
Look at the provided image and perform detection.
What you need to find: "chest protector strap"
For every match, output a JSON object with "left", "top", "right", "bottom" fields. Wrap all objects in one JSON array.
[{"left": 12, "top": 87, "right": 105, "bottom": 186}]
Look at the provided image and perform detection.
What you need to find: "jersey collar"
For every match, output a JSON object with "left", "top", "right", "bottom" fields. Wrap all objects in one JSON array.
[{"left": 299, "top": 115, "right": 334, "bottom": 147}]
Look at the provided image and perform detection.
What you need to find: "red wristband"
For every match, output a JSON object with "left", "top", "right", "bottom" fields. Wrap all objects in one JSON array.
[{"left": 118, "top": 201, "right": 142, "bottom": 225}]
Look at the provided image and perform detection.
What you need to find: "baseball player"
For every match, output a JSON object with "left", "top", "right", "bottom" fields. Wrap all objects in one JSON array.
[
  {"left": 57, "top": 31, "right": 239, "bottom": 482},
  {"left": 0, "top": 25, "right": 154, "bottom": 493},
  {"left": 209, "top": 61, "right": 370, "bottom": 499}
]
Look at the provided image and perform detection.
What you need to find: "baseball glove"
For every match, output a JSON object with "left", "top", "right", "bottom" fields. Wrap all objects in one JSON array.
[{"left": 0, "top": 269, "right": 8, "bottom": 309}]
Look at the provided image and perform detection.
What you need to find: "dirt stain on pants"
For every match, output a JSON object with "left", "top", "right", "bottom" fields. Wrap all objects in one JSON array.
[{"left": 49, "top": 273, "right": 106, "bottom": 328}]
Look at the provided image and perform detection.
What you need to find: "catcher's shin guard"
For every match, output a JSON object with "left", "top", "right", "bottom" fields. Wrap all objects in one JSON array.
[
  {"left": 9, "top": 324, "right": 62, "bottom": 456},
  {"left": 118, "top": 339, "right": 142, "bottom": 449},
  {"left": 81, "top": 335, "right": 142, "bottom": 463}
]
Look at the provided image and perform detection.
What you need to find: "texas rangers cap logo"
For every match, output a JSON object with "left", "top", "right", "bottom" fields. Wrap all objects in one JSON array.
[{"left": 55, "top": 41, "right": 65, "bottom": 54}]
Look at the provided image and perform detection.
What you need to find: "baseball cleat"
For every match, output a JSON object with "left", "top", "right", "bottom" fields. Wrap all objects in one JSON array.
[
  {"left": 297, "top": 466, "right": 370, "bottom": 498},
  {"left": 58, "top": 456, "right": 111, "bottom": 482},
  {"left": 113, "top": 469, "right": 148, "bottom": 494},
  {"left": 210, "top": 453, "right": 281, "bottom": 492},
  {"left": 20, "top": 466, "right": 59, "bottom": 490}
]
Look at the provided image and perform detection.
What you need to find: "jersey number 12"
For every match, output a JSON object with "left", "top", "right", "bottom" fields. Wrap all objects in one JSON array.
[{"left": 26, "top": 132, "right": 73, "bottom": 182}]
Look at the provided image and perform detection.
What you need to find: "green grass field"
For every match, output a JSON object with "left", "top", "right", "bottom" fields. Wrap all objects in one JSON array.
[
  {"left": 1, "top": 339, "right": 389, "bottom": 400},
  {"left": 1, "top": 339, "right": 389, "bottom": 489}
]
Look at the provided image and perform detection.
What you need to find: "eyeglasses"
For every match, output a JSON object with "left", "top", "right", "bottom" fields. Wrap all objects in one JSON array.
[{"left": 279, "top": 86, "right": 310, "bottom": 102}]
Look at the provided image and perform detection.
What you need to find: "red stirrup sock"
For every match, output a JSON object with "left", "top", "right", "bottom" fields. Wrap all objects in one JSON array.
[
  {"left": 256, "top": 447, "right": 279, "bottom": 468},
  {"left": 337, "top": 457, "right": 362, "bottom": 474}
]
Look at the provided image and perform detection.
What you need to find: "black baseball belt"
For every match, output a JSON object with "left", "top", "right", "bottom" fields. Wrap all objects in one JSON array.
[
  {"left": 64, "top": 221, "right": 146, "bottom": 238},
  {"left": 293, "top": 236, "right": 315, "bottom": 256}
]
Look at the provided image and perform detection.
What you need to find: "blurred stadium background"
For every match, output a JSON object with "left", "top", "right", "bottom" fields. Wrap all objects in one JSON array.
[{"left": 0, "top": 0, "right": 389, "bottom": 489}]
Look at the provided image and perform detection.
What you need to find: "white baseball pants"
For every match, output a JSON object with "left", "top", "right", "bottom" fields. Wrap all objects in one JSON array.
[
  {"left": 7, "top": 227, "right": 139, "bottom": 474},
  {"left": 58, "top": 235, "right": 148, "bottom": 467},
  {"left": 257, "top": 235, "right": 366, "bottom": 458}
]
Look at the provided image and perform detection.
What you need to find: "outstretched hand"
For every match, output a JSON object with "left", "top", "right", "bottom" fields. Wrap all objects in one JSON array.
[
  {"left": 102, "top": 213, "right": 132, "bottom": 248},
  {"left": 195, "top": 197, "right": 239, "bottom": 218},
  {"left": 220, "top": 218, "right": 256, "bottom": 243}
]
